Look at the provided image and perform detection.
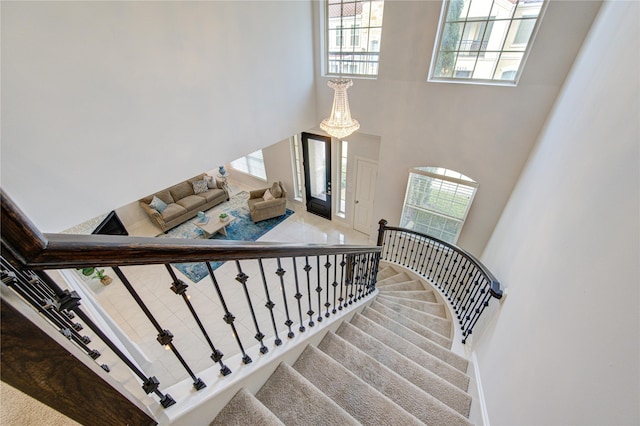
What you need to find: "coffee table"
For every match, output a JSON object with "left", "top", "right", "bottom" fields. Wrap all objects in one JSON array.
[{"left": 194, "top": 214, "right": 235, "bottom": 238}]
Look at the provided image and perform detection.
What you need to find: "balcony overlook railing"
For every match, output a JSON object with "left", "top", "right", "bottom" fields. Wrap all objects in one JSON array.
[
  {"left": 1, "top": 189, "right": 502, "bottom": 424},
  {"left": 0, "top": 190, "right": 381, "bottom": 421},
  {"left": 376, "top": 219, "right": 502, "bottom": 343}
]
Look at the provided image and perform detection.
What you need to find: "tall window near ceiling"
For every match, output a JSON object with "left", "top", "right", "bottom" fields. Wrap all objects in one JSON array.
[
  {"left": 290, "top": 135, "right": 304, "bottom": 201},
  {"left": 230, "top": 149, "right": 267, "bottom": 180},
  {"left": 400, "top": 167, "right": 477, "bottom": 244},
  {"left": 338, "top": 141, "right": 348, "bottom": 216},
  {"left": 429, "top": 0, "right": 547, "bottom": 85},
  {"left": 326, "top": 0, "right": 385, "bottom": 77}
]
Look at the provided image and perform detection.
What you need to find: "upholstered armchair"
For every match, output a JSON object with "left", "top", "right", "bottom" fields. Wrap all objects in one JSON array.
[{"left": 248, "top": 181, "right": 287, "bottom": 222}]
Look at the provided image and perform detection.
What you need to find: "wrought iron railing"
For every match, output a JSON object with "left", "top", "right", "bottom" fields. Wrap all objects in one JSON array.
[
  {"left": 376, "top": 219, "right": 502, "bottom": 343},
  {"left": 0, "top": 190, "right": 381, "bottom": 416}
]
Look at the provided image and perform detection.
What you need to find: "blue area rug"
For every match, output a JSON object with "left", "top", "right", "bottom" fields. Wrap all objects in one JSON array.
[{"left": 162, "top": 191, "right": 294, "bottom": 283}]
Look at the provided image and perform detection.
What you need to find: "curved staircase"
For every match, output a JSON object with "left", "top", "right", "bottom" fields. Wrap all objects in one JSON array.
[{"left": 210, "top": 264, "right": 475, "bottom": 425}]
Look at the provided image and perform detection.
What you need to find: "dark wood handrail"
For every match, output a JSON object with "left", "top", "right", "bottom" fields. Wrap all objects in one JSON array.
[{"left": 1, "top": 190, "right": 380, "bottom": 270}]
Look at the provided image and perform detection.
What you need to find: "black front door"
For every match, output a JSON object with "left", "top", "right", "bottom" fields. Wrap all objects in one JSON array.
[{"left": 302, "top": 132, "right": 332, "bottom": 220}]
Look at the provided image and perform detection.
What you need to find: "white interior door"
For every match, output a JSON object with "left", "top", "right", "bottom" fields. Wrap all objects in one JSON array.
[{"left": 353, "top": 158, "right": 378, "bottom": 235}]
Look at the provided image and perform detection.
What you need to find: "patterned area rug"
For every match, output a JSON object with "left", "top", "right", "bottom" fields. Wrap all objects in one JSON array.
[{"left": 162, "top": 191, "right": 294, "bottom": 283}]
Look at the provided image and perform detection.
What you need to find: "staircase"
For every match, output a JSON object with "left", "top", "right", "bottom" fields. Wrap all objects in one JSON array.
[{"left": 210, "top": 264, "right": 475, "bottom": 425}]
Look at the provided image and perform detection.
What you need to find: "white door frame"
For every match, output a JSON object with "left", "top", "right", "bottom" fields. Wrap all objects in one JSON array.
[{"left": 353, "top": 157, "right": 378, "bottom": 235}]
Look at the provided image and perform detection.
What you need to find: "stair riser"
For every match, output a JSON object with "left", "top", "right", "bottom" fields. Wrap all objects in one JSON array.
[{"left": 370, "top": 302, "right": 452, "bottom": 348}]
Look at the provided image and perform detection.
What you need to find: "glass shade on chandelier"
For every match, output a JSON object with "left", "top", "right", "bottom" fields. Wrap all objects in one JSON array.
[{"left": 320, "top": 78, "right": 360, "bottom": 139}]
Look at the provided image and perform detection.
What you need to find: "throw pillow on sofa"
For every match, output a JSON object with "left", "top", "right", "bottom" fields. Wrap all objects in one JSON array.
[
  {"left": 149, "top": 195, "right": 168, "bottom": 213},
  {"left": 192, "top": 179, "right": 208, "bottom": 194},
  {"left": 263, "top": 189, "right": 274, "bottom": 201},
  {"left": 271, "top": 182, "right": 282, "bottom": 198}
]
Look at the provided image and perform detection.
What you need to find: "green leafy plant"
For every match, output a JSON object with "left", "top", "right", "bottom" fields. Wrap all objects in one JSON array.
[
  {"left": 219, "top": 213, "right": 228, "bottom": 219},
  {"left": 79, "top": 267, "right": 107, "bottom": 280}
]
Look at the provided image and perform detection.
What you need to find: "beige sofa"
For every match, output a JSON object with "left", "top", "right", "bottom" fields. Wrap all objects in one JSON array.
[
  {"left": 139, "top": 173, "right": 229, "bottom": 233},
  {"left": 248, "top": 181, "right": 287, "bottom": 223}
]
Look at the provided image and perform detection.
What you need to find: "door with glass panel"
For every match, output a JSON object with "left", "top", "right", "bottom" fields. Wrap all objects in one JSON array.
[{"left": 301, "top": 132, "right": 332, "bottom": 220}]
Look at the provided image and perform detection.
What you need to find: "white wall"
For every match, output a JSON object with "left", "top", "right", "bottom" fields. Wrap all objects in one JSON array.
[
  {"left": 1, "top": 1, "right": 317, "bottom": 232},
  {"left": 314, "top": 0, "right": 602, "bottom": 255},
  {"left": 475, "top": 1, "right": 640, "bottom": 424}
]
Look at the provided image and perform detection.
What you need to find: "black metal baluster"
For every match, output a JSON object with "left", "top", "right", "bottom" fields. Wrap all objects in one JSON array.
[
  {"left": 451, "top": 260, "right": 471, "bottom": 308},
  {"left": 408, "top": 235, "right": 420, "bottom": 270},
  {"left": 113, "top": 267, "right": 206, "bottom": 390},
  {"left": 234, "top": 261, "right": 269, "bottom": 355},
  {"left": 291, "top": 257, "right": 305, "bottom": 332},
  {"left": 415, "top": 235, "right": 429, "bottom": 274},
  {"left": 338, "top": 255, "right": 346, "bottom": 310},
  {"left": 257, "top": 259, "right": 282, "bottom": 347},
  {"left": 420, "top": 240, "right": 436, "bottom": 277},
  {"left": 434, "top": 249, "right": 451, "bottom": 290},
  {"left": 398, "top": 233, "right": 409, "bottom": 266},
  {"left": 391, "top": 231, "right": 400, "bottom": 263},
  {"left": 2, "top": 270, "right": 98, "bottom": 358},
  {"left": 324, "top": 256, "right": 332, "bottom": 318},
  {"left": 442, "top": 252, "right": 462, "bottom": 295},
  {"left": 461, "top": 276, "right": 487, "bottom": 334},
  {"left": 29, "top": 268, "right": 175, "bottom": 408},
  {"left": 304, "top": 256, "right": 314, "bottom": 327},
  {"left": 345, "top": 254, "right": 354, "bottom": 305},
  {"left": 205, "top": 263, "right": 252, "bottom": 364},
  {"left": 316, "top": 256, "right": 323, "bottom": 322},
  {"left": 331, "top": 255, "right": 338, "bottom": 314},
  {"left": 275, "top": 258, "right": 295, "bottom": 339},
  {"left": 462, "top": 283, "right": 493, "bottom": 344},
  {"left": 460, "top": 269, "right": 484, "bottom": 321},
  {"left": 458, "top": 267, "right": 481, "bottom": 312},
  {"left": 454, "top": 267, "right": 479, "bottom": 321}
]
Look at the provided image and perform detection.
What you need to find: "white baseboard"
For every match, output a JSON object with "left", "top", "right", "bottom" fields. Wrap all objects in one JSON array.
[{"left": 471, "top": 351, "right": 491, "bottom": 426}]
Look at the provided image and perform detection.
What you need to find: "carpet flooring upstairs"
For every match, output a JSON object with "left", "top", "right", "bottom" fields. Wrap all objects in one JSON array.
[{"left": 210, "top": 265, "right": 473, "bottom": 426}]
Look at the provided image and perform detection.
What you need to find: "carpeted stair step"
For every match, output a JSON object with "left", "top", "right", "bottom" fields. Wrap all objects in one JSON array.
[
  {"left": 293, "top": 345, "right": 423, "bottom": 425},
  {"left": 376, "top": 265, "right": 404, "bottom": 281},
  {"left": 379, "top": 289, "right": 438, "bottom": 302},
  {"left": 336, "top": 322, "right": 472, "bottom": 416},
  {"left": 369, "top": 301, "right": 453, "bottom": 348},
  {"left": 210, "top": 388, "right": 284, "bottom": 426},
  {"left": 349, "top": 313, "right": 470, "bottom": 389},
  {"left": 378, "top": 294, "right": 447, "bottom": 318},
  {"left": 377, "top": 280, "right": 426, "bottom": 292},
  {"left": 376, "top": 271, "right": 413, "bottom": 286},
  {"left": 376, "top": 297, "right": 452, "bottom": 338},
  {"left": 255, "top": 363, "right": 358, "bottom": 425},
  {"left": 318, "top": 331, "right": 472, "bottom": 426}
]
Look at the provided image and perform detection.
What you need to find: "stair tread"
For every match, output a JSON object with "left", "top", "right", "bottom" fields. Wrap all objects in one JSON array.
[
  {"left": 376, "top": 297, "right": 452, "bottom": 337},
  {"left": 336, "top": 322, "right": 472, "bottom": 416},
  {"left": 318, "top": 332, "right": 472, "bottom": 426},
  {"left": 376, "top": 272, "right": 413, "bottom": 286},
  {"left": 293, "top": 345, "right": 423, "bottom": 425},
  {"left": 378, "top": 294, "right": 447, "bottom": 318},
  {"left": 350, "top": 313, "right": 470, "bottom": 388},
  {"left": 378, "top": 289, "right": 437, "bottom": 302},
  {"left": 376, "top": 265, "right": 405, "bottom": 281},
  {"left": 256, "top": 363, "right": 358, "bottom": 426},
  {"left": 361, "top": 307, "right": 468, "bottom": 371},
  {"left": 210, "top": 388, "right": 284, "bottom": 426},
  {"left": 377, "top": 280, "right": 426, "bottom": 292},
  {"left": 370, "top": 301, "right": 453, "bottom": 348}
]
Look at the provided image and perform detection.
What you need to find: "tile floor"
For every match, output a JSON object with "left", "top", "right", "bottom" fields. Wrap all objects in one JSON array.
[{"left": 68, "top": 181, "right": 376, "bottom": 391}]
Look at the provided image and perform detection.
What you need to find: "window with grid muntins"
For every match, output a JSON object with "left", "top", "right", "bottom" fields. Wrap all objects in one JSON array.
[
  {"left": 430, "top": 0, "right": 547, "bottom": 85},
  {"left": 326, "top": 0, "right": 385, "bottom": 77},
  {"left": 230, "top": 149, "right": 266, "bottom": 180},
  {"left": 400, "top": 167, "right": 477, "bottom": 244}
]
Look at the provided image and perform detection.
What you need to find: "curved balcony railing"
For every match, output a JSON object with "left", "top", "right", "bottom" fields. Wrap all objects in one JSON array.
[
  {"left": 376, "top": 219, "right": 502, "bottom": 343},
  {"left": 0, "top": 190, "right": 381, "bottom": 418}
]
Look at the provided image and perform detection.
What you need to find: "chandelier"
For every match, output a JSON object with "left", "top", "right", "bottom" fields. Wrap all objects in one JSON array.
[
  {"left": 320, "top": 78, "right": 360, "bottom": 139},
  {"left": 320, "top": 2, "right": 359, "bottom": 139}
]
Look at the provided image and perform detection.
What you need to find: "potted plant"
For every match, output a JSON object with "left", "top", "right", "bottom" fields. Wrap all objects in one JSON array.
[
  {"left": 79, "top": 267, "right": 113, "bottom": 285},
  {"left": 219, "top": 212, "right": 229, "bottom": 222}
]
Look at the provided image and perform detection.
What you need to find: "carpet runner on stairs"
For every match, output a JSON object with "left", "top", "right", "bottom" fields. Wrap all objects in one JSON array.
[{"left": 210, "top": 265, "right": 474, "bottom": 426}]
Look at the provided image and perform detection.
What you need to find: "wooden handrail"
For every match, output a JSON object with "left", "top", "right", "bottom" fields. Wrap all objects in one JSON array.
[{"left": 1, "top": 190, "right": 380, "bottom": 270}]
